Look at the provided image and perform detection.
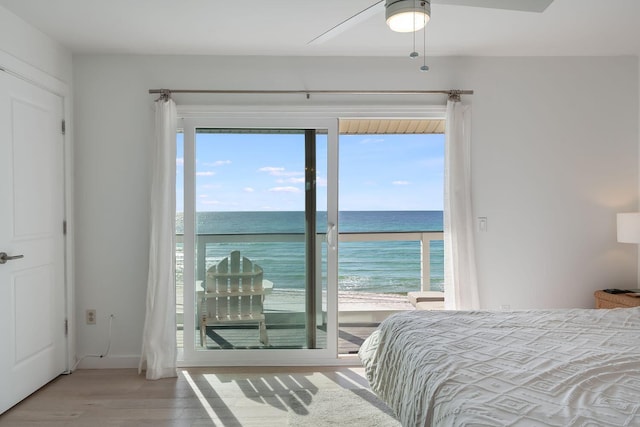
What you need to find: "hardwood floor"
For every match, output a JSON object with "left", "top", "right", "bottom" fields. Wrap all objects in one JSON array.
[{"left": 0, "top": 366, "right": 386, "bottom": 426}]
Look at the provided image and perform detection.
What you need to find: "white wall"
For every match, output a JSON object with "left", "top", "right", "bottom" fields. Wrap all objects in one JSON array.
[
  {"left": 0, "top": 6, "right": 71, "bottom": 83},
  {"left": 468, "top": 57, "right": 638, "bottom": 309},
  {"left": 72, "top": 54, "right": 638, "bottom": 366}
]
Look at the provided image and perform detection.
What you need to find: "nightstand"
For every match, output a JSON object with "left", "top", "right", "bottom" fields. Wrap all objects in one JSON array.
[{"left": 594, "top": 290, "right": 640, "bottom": 309}]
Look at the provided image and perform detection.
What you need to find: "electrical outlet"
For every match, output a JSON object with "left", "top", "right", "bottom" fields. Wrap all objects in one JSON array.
[{"left": 86, "top": 309, "right": 96, "bottom": 325}]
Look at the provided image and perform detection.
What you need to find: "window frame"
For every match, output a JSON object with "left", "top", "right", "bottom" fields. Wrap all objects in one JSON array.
[{"left": 177, "top": 104, "right": 446, "bottom": 366}]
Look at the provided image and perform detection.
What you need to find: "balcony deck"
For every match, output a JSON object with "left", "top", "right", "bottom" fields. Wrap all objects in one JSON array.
[
  {"left": 177, "top": 229, "right": 444, "bottom": 355},
  {"left": 178, "top": 290, "right": 418, "bottom": 354},
  {"left": 197, "top": 323, "right": 380, "bottom": 354}
]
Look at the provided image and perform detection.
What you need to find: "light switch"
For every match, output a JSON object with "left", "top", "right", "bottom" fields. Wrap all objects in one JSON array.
[{"left": 477, "top": 217, "right": 487, "bottom": 232}]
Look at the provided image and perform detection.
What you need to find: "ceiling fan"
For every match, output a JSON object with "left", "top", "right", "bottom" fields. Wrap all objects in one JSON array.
[{"left": 308, "top": 0, "right": 554, "bottom": 45}]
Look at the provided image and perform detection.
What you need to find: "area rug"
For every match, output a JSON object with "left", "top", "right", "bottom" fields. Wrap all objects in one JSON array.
[{"left": 286, "top": 387, "right": 401, "bottom": 426}]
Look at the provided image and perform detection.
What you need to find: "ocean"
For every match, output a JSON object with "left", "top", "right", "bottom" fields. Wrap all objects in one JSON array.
[{"left": 177, "top": 211, "right": 443, "bottom": 294}]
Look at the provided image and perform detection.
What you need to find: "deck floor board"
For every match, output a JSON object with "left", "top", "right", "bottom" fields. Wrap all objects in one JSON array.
[{"left": 179, "top": 323, "right": 379, "bottom": 354}]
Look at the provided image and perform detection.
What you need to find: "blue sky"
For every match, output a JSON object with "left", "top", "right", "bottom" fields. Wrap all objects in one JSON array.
[{"left": 176, "top": 131, "right": 444, "bottom": 212}]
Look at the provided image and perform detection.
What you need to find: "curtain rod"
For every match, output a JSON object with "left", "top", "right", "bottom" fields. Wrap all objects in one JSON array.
[{"left": 148, "top": 88, "right": 473, "bottom": 100}]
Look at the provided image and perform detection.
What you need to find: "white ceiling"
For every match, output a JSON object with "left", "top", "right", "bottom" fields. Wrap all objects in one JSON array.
[{"left": 1, "top": 0, "right": 639, "bottom": 57}]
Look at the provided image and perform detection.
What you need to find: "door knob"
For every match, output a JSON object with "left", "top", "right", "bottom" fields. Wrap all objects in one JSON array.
[
  {"left": 326, "top": 223, "right": 337, "bottom": 250},
  {"left": 0, "top": 252, "right": 24, "bottom": 264}
]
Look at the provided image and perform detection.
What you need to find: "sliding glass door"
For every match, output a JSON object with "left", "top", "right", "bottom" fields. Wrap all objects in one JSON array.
[
  {"left": 178, "top": 107, "right": 445, "bottom": 365},
  {"left": 181, "top": 117, "right": 337, "bottom": 365}
]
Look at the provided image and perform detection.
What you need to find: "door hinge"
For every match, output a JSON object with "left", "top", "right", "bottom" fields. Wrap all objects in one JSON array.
[
  {"left": 63, "top": 220, "right": 67, "bottom": 235},
  {"left": 64, "top": 318, "right": 68, "bottom": 336},
  {"left": 61, "top": 119, "right": 66, "bottom": 135}
]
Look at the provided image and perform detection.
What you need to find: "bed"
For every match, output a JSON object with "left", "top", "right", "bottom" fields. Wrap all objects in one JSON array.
[{"left": 358, "top": 308, "right": 640, "bottom": 426}]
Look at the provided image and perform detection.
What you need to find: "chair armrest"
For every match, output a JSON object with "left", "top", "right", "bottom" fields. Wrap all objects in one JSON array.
[
  {"left": 196, "top": 290, "right": 205, "bottom": 320},
  {"left": 262, "top": 280, "right": 274, "bottom": 294}
]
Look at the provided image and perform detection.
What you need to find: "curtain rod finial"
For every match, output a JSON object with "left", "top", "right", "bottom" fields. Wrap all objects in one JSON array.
[
  {"left": 155, "top": 89, "right": 171, "bottom": 102},
  {"left": 448, "top": 90, "right": 462, "bottom": 102}
]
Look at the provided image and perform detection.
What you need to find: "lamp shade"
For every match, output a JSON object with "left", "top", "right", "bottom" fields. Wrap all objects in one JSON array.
[
  {"left": 617, "top": 213, "right": 640, "bottom": 243},
  {"left": 386, "top": 0, "right": 430, "bottom": 32}
]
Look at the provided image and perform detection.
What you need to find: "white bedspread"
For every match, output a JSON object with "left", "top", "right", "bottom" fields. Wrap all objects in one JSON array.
[{"left": 358, "top": 308, "right": 640, "bottom": 427}]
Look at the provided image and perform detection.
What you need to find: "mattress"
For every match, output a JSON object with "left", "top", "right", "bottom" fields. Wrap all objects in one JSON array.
[{"left": 358, "top": 308, "right": 640, "bottom": 426}]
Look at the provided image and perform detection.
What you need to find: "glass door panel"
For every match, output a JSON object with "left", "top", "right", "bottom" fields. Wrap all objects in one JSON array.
[
  {"left": 193, "top": 128, "right": 327, "bottom": 350},
  {"left": 337, "top": 129, "right": 445, "bottom": 355}
]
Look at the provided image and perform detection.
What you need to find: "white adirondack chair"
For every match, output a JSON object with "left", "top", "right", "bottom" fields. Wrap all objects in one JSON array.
[{"left": 199, "top": 250, "right": 271, "bottom": 347}]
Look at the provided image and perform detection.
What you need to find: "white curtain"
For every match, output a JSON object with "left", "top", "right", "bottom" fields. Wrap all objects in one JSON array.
[
  {"left": 443, "top": 98, "right": 480, "bottom": 310},
  {"left": 139, "top": 96, "right": 178, "bottom": 379}
]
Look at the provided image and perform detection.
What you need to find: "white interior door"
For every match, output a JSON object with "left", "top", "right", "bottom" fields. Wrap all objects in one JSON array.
[{"left": 0, "top": 71, "right": 66, "bottom": 414}]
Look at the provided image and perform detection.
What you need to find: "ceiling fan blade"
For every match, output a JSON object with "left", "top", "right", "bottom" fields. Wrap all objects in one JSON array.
[
  {"left": 309, "top": 0, "right": 552, "bottom": 46},
  {"left": 308, "top": 1, "right": 385, "bottom": 45},
  {"left": 432, "top": 0, "right": 553, "bottom": 13}
]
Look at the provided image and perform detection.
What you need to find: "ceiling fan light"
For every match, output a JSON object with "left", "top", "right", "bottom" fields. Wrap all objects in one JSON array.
[{"left": 385, "top": 0, "right": 430, "bottom": 33}]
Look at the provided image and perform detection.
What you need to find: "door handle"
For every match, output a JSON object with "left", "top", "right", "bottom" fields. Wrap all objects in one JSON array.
[
  {"left": 0, "top": 252, "right": 24, "bottom": 264},
  {"left": 326, "top": 223, "right": 337, "bottom": 250}
]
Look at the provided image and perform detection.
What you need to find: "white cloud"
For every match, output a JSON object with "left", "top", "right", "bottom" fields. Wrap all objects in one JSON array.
[
  {"left": 201, "top": 200, "right": 238, "bottom": 207},
  {"left": 392, "top": 180, "right": 410, "bottom": 185},
  {"left": 200, "top": 183, "right": 222, "bottom": 189},
  {"left": 269, "top": 186, "right": 301, "bottom": 193},
  {"left": 259, "top": 166, "right": 285, "bottom": 174},
  {"left": 196, "top": 171, "right": 215, "bottom": 176},
  {"left": 276, "top": 177, "right": 305, "bottom": 184},
  {"left": 259, "top": 166, "right": 303, "bottom": 177},
  {"left": 203, "top": 160, "right": 232, "bottom": 167},
  {"left": 243, "top": 187, "right": 255, "bottom": 193}
]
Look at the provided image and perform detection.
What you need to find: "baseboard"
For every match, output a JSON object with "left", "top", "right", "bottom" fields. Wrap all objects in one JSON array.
[
  {"left": 75, "top": 355, "right": 140, "bottom": 370},
  {"left": 74, "top": 354, "right": 362, "bottom": 369}
]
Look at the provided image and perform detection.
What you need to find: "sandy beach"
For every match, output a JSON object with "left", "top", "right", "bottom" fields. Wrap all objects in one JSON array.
[{"left": 177, "top": 286, "right": 416, "bottom": 324}]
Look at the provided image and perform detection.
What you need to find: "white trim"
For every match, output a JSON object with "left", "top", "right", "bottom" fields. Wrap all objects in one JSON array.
[
  {"left": 178, "top": 104, "right": 446, "bottom": 120},
  {"left": 326, "top": 117, "right": 339, "bottom": 359},
  {"left": 63, "top": 93, "right": 75, "bottom": 374},
  {"left": 76, "top": 356, "right": 141, "bottom": 370},
  {"left": 177, "top": 353, "right": 362, "bottom": 367},
  {"left": 0, "top": 50, "right": 68, "bottom": 97},
  {"left": 73, "top": 353, "right": 362, "bottom": 369},
  {"left": 182, "top": 121, "right": 196, "bottom": 363}
]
